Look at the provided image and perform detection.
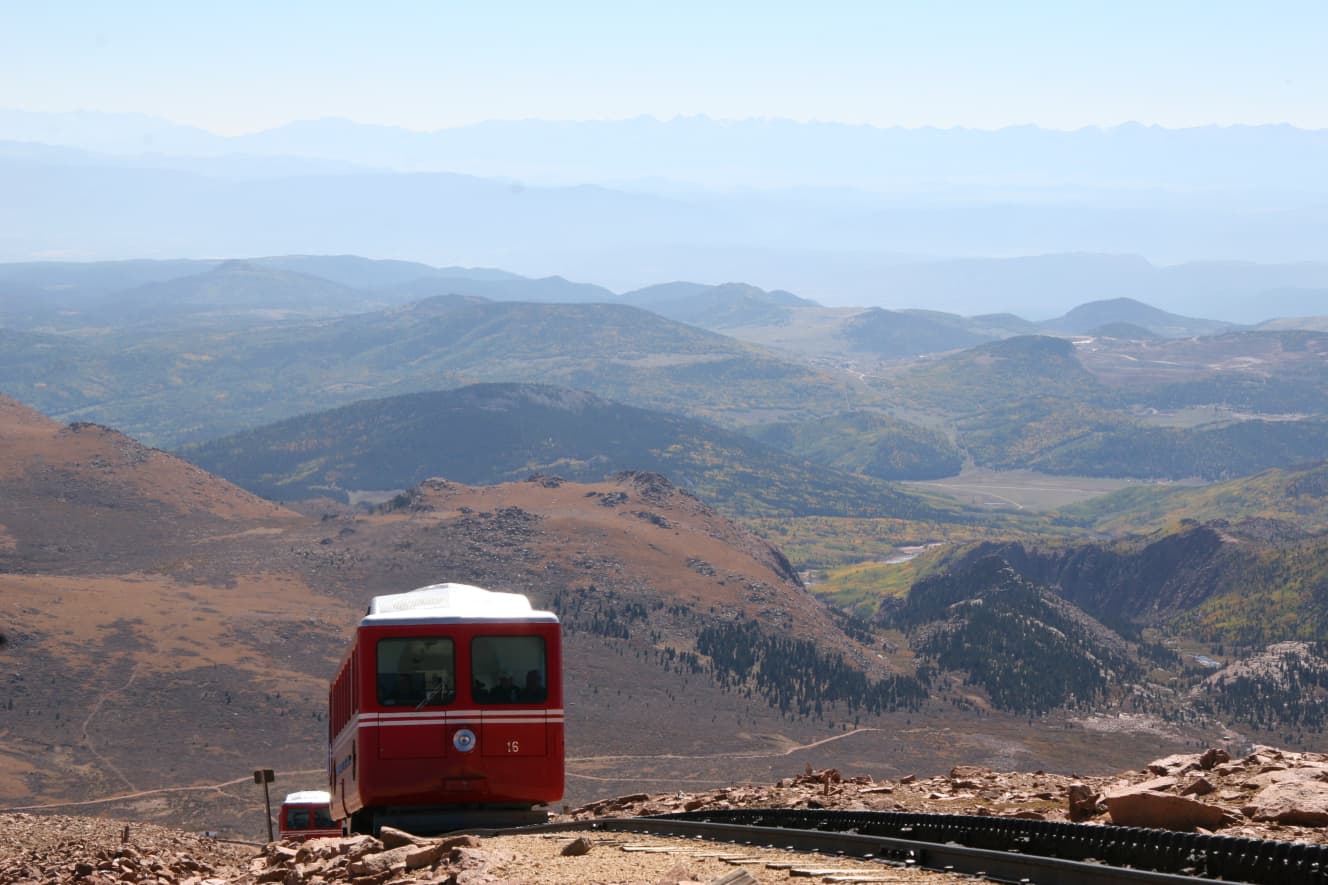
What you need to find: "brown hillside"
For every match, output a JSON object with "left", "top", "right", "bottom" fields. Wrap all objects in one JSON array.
[{"left": 0, "top": 395, "right": 298, "bottom": 574}]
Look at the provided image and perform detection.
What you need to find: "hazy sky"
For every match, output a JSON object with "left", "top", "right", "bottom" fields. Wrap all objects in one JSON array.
[{"left": 5, "top": 1, "right": 1326, "bottom": 134}]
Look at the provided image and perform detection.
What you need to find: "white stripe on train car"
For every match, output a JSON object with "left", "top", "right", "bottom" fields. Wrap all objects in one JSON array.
[
  {"left": 338, "top": 712, "right": 565, "bottom": 728},
  {"left": 355, "top": 717, "right": 563, "bottom": 722},
  {"left": 329, "top": 711, "right": 563, "bottom": 749},
  {"left": 364, "top": 709, "right": 565, "bottom": 718}
]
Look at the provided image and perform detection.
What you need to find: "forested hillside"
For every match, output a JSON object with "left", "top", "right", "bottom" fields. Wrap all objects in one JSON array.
[{"left": 179, "top": 383, "right": 958, "bottom": 520}]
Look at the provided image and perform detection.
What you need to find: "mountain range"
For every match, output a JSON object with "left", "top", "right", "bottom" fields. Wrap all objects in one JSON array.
[
  {"left": 5, "top": 111, "right": 1326, "bottom": 194},
  {"left": 4, "top": 257, "right": 1328, "bottom": 492},
  {"left": 4, "top": 110, "right": 1328, "bottom": 307}
]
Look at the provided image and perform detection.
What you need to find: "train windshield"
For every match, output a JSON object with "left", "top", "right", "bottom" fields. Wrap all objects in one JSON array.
[
  {"left": 471, "top": 636, "right": 547, "bottom": 704},
  {"left": 286, "top": 805, "right": 335, "bottom": 829},
  {"left": 376, "top": 637, "right": 455, "bottom": 707}
]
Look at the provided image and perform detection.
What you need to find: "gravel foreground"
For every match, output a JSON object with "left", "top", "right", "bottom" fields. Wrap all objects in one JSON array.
[{"left": 0, "top": 813, "right": 961, "bottom": 885}]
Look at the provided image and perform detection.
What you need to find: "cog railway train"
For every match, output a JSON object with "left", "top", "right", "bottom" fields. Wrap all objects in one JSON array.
[
  {"left": 327, "top": 583, "right": 564, "bottom": 834},
  {"left": 277, "top": 790, "right": 340, "bottom": 841}
]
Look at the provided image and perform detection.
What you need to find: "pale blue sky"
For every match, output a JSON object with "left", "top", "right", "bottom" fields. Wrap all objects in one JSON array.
[{"left": 4, "top": 0, "right": 1325, "bottom": 134}]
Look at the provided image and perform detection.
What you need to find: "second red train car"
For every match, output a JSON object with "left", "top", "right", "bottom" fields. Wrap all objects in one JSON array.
[
  {"left": 328, "top": 583, "right": 563, "bottom": 834},
  {"left": 277, "top": 790, "right": 340, "bottom": 841}
]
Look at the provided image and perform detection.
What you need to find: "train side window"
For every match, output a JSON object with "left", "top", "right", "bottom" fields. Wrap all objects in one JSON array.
[
  {"left": 313, "top": 806, "right": 335, "bottom": 829},
  {"left": 288, "top": 808, "right": 311, "bottom": 829},
  {"left": 471, "top": 636, "right": 546, "bottom": 704},
  {"left": 376, "top": 637, "right": 455, "bottom": 707}
]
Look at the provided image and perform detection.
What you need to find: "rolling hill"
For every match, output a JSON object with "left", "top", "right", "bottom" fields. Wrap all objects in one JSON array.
[
  {"left": 619, "top": 281, "right": 818, "bottom": 329},
  {"left": 746, "top": 409, "right": 964, "bottom": 481},
  {"left": 888, "top": 335, "right": 1114, "bottom": 413},
  {"left": 3, "top": 296, "right": 871, "bottom": 448},
  {"left": 1056, "top": 459, "right": 1328, "bottom": 537},
  {"left": 80, "top": 260, "right": 384, "bottom": 329},
  {"left": 1043, "top": 297, "right": 1233, "bottom": 338},
  {"left": 176, "top": 382, "right": 956, "bottom": 521}
]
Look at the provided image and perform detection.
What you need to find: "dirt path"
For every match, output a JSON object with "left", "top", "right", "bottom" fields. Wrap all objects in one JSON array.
[
  {"left": 3, "top": 769, "right": 326, "bottom": 812},
  {"left": 566, "top": 726, "right": 880, "bottom": 764},
  {"left": 80, "top": 660, "right": 142, "bottom": 793}
]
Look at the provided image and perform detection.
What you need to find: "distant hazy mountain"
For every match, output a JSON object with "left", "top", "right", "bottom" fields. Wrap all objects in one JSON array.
[
  {"left": 7, "top": 110, "right": 1325, "bottom": 195},
  {"left": 1083, "top": 322, "right": 1162, "bottom": 340},
  {"left": 5, "top": 112, "right": 1328, "bottom": 312},
  {"left": 840, "top": 308, "right": 1005, "bottom": 357},
  {"left": 379, "top": 274, "right": 617, "bottom": 304},
  {"left": 85, "top": 260, "right": 382, "bottom": 329},
  {"left": 618, "top": 281, "right": 817, "bottom": 329},
  {"left": 0, "top": 137, "right": 369, "bottom": 179},
  {"left": 0, "top": 255, "right": 517, "bottom": 326},
  {"left": 251, "top": 254, "right": 516, "bottom": 287},
  {"left": 1042, "top": 297, "right": 1233, "bottom": 338},
  {"left": 539, "top": 247, "right": 1328, "bottom": 321}
]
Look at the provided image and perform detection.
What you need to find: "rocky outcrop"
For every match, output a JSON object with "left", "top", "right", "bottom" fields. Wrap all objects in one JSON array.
[{"left": 955, "top": 524, "right": 1236, "bottom": 624}]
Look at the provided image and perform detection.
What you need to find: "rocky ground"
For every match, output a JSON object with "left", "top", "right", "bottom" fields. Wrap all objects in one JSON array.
[{"left": 6, "top": 746, "right": 1328, "bottom": 885}]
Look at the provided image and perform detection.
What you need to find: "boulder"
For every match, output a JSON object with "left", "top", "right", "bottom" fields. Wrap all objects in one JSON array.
[
  {"left": 378, "top": 827, "right": 432, "bottom": 850},
  {"left": 1181, "top": 776, "right": 1215, "bottom": 797},
  {"left": 1129, "top": 775, "right": 1179, "bottom": 793},
  {"left": 404, "top": 843, "right": 443, "bottom": 870},
  {"left": 1243, "top": 781, "right": 1328, "bottom": 826},
  {"left": 560, "top": 837, "right": 594, "bottom": 857},
  {"left": 1067, "top": 783, "right": 1104, "bottom": 821},
  {"left": 1106, "top": 786, "right": 1233, "bottom": 830},
  {"left": 1145, "top": 754, "right": 1200, "bottom": 776},
  {"left": 1243, "top": 766, "right": 1328, "bottom": 790},
  {"left": 346, "top": 845, "right": 413, "bottom": 878}
]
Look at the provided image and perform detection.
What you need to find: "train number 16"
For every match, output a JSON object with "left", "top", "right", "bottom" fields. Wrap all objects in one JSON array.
[{"left": 506, "top": 740, "right": 520, "bottom": 753}]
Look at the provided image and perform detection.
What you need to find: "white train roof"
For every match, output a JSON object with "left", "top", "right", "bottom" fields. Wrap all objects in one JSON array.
[
  {"left": 282, "top": 790, "right": 331, "bottom": 805},
  {"left": 361, "top": 583, "right": 559, "bottom": 625}
]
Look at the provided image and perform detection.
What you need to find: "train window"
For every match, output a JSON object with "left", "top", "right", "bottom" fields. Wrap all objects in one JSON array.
[
  {"left": 287, "top": 808, "right": 311, "bottom": 828},
  {"left": 471, "top": 636, "right": 546, "bottom": 704},
  {"left": 376, "top": 637, "right": 455, "bottom": 707},
  {"left": 313, "top": 806, "right": 335, "bottom": 829}
]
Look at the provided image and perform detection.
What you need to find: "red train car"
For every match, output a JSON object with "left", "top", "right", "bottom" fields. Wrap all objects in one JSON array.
[
  {"left": 328, "top": 583, "right": 563, "bottom": 834},
  {"left": 278, "top": 790, "right": 340, "bottom": 841}
]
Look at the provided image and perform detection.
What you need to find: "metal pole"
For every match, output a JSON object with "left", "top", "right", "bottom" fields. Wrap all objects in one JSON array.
[
  {"left": 254, "top": 769, "right": 275, "bottom": 842},
  {"left": 263, "top": 779, "right": 273, "bottom": 842}
]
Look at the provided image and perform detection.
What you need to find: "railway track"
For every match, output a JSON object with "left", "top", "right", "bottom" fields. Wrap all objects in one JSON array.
[{"left": 482, "top": 809, "right": 1328, "bottom": 884}]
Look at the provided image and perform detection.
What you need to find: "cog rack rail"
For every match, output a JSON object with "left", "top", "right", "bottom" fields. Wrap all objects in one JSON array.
[{"left": 482, "top": 808, "right": 1328, "bottom": 884}]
